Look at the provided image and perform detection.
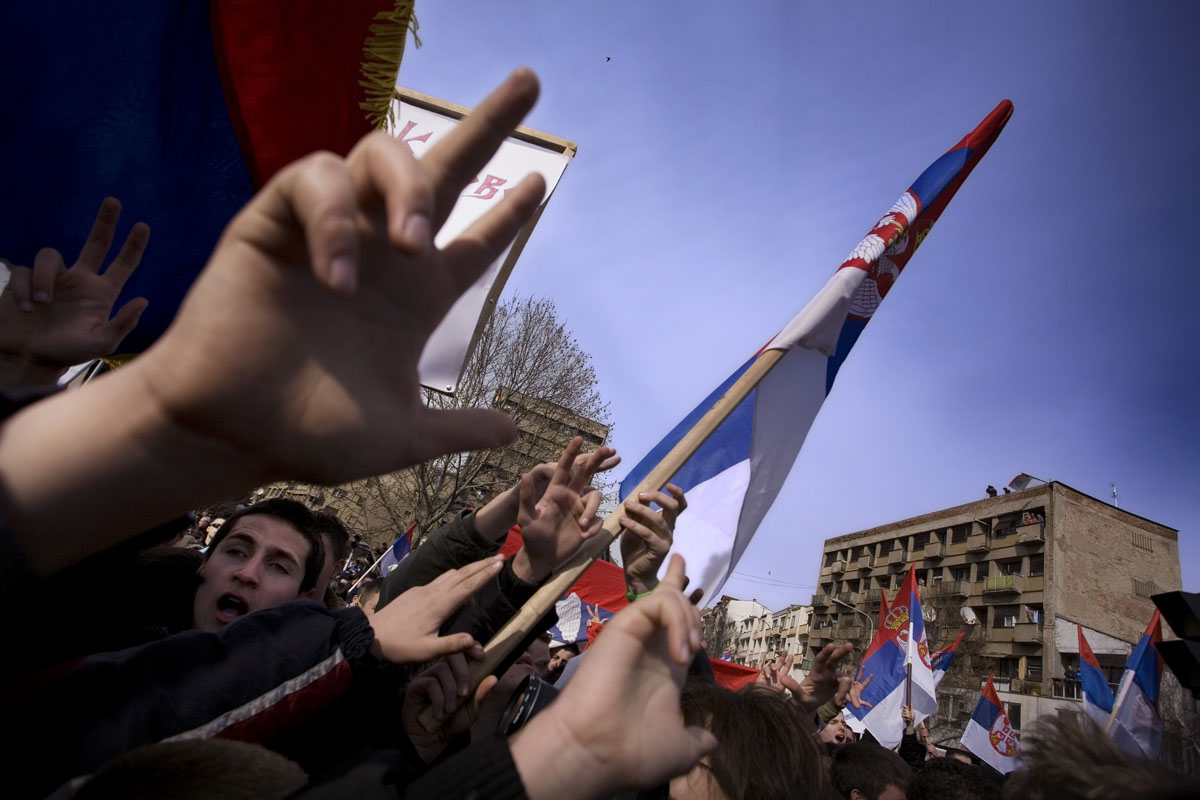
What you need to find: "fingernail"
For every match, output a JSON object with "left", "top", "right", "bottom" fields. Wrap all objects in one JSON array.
[
  {"left": 18, "top": 301, "right": 33, "bottom": 312},
  {"left": 459, "top": 683, "right": 469, "bottom": 697},
  {"left": 638, "top": 492, "right": 649, "bottom": 500},
  {"left": 329, "top": 256, "right": 356, "bottom": 294},
  {"left": 491, "top": 559, "right": 503, "bottom": 570},
  {"left": 404, "top": 213, "right": 431, "bottom": 250},
  {"left": 679, "top": 644, "right": 692, "bottom": 662},
  {"left": 619, "top": 516, "right": 632, "bottom": 527},
  {"left": 33, "top": 290, "right": 49, "bottom": 303}
]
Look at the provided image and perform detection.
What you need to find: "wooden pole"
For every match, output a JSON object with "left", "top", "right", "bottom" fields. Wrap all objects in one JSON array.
[
  {"left": 417, "top": 348, "right": 787, "bottom": 729},
  {"left": 1105, "top": 673, "right": 1131, "bottom": 735}
]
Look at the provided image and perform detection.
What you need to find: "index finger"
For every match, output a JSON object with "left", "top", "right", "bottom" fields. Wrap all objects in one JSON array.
[
  {"left": 422, "top": 68, "right": 540, "bottom": 231},
  {"left": 76, "top": 197, "right": 121, "bottom": 271},
  {"left": 430, "top": 555, "right": 505, "bottom": 613},
  {"left": 553, "top": 437, "right": 584, "bottom": 487}
]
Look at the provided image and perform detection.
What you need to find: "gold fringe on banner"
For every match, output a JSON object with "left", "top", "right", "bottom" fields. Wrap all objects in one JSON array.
[{"left": 359, "top": 1, "right": 420, "bottom": 131}]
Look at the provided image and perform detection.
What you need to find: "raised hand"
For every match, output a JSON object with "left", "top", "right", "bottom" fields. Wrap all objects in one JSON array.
[
  {"left": 130, "top": 68, "right": 549, "bottom": 485},
  {"left": 369, "top": 555, "right": 504, "bottom": 664},
  {"left": 510, "top": 555, "right": 716, "bottom": 799},
  {"left": 401, "top": 648, "right": 498, "bottom": 764},
  {"left": 619, "top": 483, "right": 686, "bottom": 596},
  {"left": 839, "top": 665, "right": 874, "bottom": 710},
  {"left": 756, "top": 649, "right": 802, "bottom": 695},
  {"left": 0, "top": 197, "right": 148, "bottom": 387},
  {"left": 513, "top": 437, "right": 606, "bottom": 582},
  {"left": 794, "top": 642, "right": 855, "bottom": 714}
]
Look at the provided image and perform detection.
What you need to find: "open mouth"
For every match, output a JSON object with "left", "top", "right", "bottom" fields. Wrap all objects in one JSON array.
[
  {"left": 215, "top": 593, "right": 249, "bottom": 623},
  {"left": 834, "top": 732, "right": 847, "bottom": 744}
]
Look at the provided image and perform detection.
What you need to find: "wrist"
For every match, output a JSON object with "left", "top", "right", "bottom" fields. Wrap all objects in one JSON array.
[
  {"left": 511, "top": 547, "right": 551, "bottom": 583},
  {"left": 625, "top": 573, "right": 658, "bottom": 598},
  {"left": 511, "top": 709, "right": 613, "bottom": 800},
  {"left": 0, "top": 351, "right": 67, "bottom": 391},
  {"left": 474, "top": 484, "right": 520, "bottom": 540}
]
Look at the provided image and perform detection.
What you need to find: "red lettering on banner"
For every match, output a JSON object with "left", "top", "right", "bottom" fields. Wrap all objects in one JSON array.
[
  {"left": 466, "top": 174, "right": 508, "bottom": 200},
  {"left": 393, "top": 120, "right": 432, "bottom": 150}
]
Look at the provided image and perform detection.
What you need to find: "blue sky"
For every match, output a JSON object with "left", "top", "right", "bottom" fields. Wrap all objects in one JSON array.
[{"left": 399, "top": 1, "right": 1199, "bottom": 609}]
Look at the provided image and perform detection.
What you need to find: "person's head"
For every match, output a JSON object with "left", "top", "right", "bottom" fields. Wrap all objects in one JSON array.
[
  {"left": 672, "top": 682, "right": 828, "bottom": 800},
  {"left": 310, "top": 509, "right": 351, "bottom": 600},
  {"left": 1001, "top": 713, "right": 1195, "bottom": 800},
  {"left": 545, "top": 642, "right": 580, "bottom": 682},
  {"left": 906, "top": 758, "right": 1000, "bottom": 800},
  {"left": 831, "top": 742, "right": 912, "bottom": 800},
  {"left": 193, "top": 500, "right": 323, "bottom": 632},
  {"left": 941, "top": 746, "right": 975, "bottom": 765},
  {"left": 820, "top": 712, "right": 852, "bottom": 747},
  {"left": 352, "top": 579, "right": 383, "bottom": 619}
]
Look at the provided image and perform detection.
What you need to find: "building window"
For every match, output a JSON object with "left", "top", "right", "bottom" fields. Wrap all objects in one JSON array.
[
  {"left": 1004, "top": 702, "right": 1022, "bottom": 731},
  {"left": 1029, "top": 555, "right": 1044, "bottom": 577},
  {"left": 976, "top": 562, "right": 991, "bottom": 580},
  {"left": 951, "top": 524, "right": 970, "bottom": 544},
  {"left": 879, "top": 540, "right": 893, "bottom": 555},
  {"left": 825, "top": 552, "right": 836, "bottom": 567},
  {"left": 995, "top": 606, "right": 1019, "bottom": 628},
  {"left": 1133, "top": 579, "right": 1158, "bottom": 599},
  {"left": 997, "top": 657, "right": 1020, "bottom": 678},
  {"left": 953, "top": 566, "right": 971, "bottom": 582},
  {"left": 1000, "top": 560, "right": 1022, "bottom": 576},
  {"left": 914, "top": 532, "right": 929, "bottom": 549},
  {"left": 1026, "top": 656, "right": 1043, "bottom": 680},
  {"left": 1132, "top": 532, "right": 1154, "bottom": 553}
]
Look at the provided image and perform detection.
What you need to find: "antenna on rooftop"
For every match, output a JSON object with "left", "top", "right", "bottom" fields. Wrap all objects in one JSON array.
[{"left": 1111, "top": 482, "right": 1119, "bottom": 508}]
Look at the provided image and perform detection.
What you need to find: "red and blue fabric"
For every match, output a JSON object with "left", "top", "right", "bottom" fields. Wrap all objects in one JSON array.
[
  {"left": 1109, "top": 610, "right": 1163, "bottom": 759},
  {"left": 962, "top": 675, "right": 1019, "bottom": 774},
  {"left": 379, "top": 524, "right": 415, "bottom": 575},
  {"left": 931, "top": 631, "right": 965, "bottom": 687},
  {"left": 1, "top": 0, "right": 397, "bottom": 353},
  {"left": 619, "top": 101, "right": 1012, "bottom": 606},
  {"left": 1077, "top": 624, "right": 1115, "bottom": 729}
]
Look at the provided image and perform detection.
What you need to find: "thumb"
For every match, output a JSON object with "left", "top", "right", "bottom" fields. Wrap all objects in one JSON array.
[
  {"left": 673, "top": 726, "right": 718, "bottom": 769},
  {"left": 106, "top": 297, "right": 149, "bottom": 350}
]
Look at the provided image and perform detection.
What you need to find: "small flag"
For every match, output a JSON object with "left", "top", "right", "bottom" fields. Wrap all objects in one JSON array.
[
  {"left": 379, "top": 523, "right": 416, "bottom": 575},
  {"left": 932, "top": 631, "right": 965, "bottom": 687},
  {"left": 1108, "top": 610, "right": 1164, "bottom": 759},
  {"left": 1008, "top": 473, "right": 1037, "bottom": 491},
  {"left": 962, "top": 675, "right": 1019, "bottom": 774},
  {"left": 1078, "top": 625, "right": 1114, "bottom": 729},
  {"left": 619, "top": 100, "right": 1013, "bottom": 604}
]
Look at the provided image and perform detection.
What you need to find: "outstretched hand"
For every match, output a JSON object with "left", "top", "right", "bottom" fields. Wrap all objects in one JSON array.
[
  {"left": 0, "top": 197, "right": 148, "bottom": 387},
  {"left": 514, "top": 437, "right": 607, "bottom": 582},
  {"left": 130, "top": 68, "right": 548, "bottom": 486},
  {"left": 841, "top": 665, "right": 874, "bottom": 710},
  {"left": 511, "top": 555, "right": 716, "bottom": 799},
  {"left": 619, "top": 483, "right": 686, "bottom": 596},
  {"left": 370, "top": 555, "right": 504, "bottom": 664},
  {"left": 794, "top": 642, "right": 855, "bottom": 714},
  {"left": 756, "top": 649, "right": 803, "bottom": 695}
]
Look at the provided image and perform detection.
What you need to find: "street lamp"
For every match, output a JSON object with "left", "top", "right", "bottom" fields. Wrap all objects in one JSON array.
[{"left": 832, "top": 597, "right": 874, "bottom": 649}]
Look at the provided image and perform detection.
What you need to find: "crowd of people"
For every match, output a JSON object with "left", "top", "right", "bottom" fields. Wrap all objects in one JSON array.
[{"left": 1, "top": 68, "right": 1195, "bottom": 799}]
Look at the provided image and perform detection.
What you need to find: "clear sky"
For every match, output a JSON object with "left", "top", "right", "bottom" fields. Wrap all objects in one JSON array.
[{"left": 398, "top": 1, "right": 1199, "bottom": 610}]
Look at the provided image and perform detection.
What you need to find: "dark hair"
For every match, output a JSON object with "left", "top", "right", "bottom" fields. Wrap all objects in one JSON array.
[
  {"left": 831, "top": 742, "right": 913, "bottom": 800},
  {"left": 1002, "top": 714, "right": 1195, "bottom": 800},
  {"left": 680, "top": 681, "right": 827, "bottom": 800},
  {"left": 313, "top": 509, "right": 351, "bottom": 563},
  {"left": 205, "top": 499, "right": 324, "bottom": 593},
  {"left": 355, "top": 578, "right": 383, "bottom": 610},
  {"left": 907, "top": 757, "right": 1001, "bottom": 800},
  {"left": 552, "top": 641, "right": 581, "bottom": 657}
]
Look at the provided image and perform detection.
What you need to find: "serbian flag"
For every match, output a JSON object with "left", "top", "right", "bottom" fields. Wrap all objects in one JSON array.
[
  {"left": 619, "top": 100, "right": 1012, "bottom": 605},
  {"left": 1078, "top": 625, "right": 1115, "bottom": 729},
  {"left": 378, "top": 522, "right": 416, "bottom": 575},
  {"left": 847, "top": 565, "right": 938, "bottom": 748},
  {"left": 1109, "top": 610, "right": 1164, "bottom": 759},
  {"left": 932, "top": 632, "right": 965, "bottom": 687},
  {"left": 498, "top": 529, "right": 759, "bottom": 690},
  {"left": 1, "top": 0, "right": 413, "bottom": 354},
  {"left": 962, "top": 675, "right": 1019, "bottom": 774}
]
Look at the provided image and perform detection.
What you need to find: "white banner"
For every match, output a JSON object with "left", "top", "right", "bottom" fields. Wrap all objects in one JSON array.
[{"left": 388, "top": 94, "right": 573, "bottom": 393}]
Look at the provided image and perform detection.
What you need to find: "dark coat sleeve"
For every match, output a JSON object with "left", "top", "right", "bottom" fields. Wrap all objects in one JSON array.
[
  {"left": 376, "top": 511, "right": 501, "bottom": 607},
  {"left": 899, "top": 730, "right": 927, "bottom": 772}
]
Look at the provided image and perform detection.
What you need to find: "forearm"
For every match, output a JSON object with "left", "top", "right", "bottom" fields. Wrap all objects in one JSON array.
[
  {"left": 0, "top": 359, "right": 268, "bottom": 575},
  {"left": 0, "top": 352, "right": 66, "bottom": 391},
  {"left": 473, "top": 483, "right": 520, "bottom": 540}
]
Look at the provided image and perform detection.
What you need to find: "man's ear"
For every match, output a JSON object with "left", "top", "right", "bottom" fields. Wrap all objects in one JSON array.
[{"left": 849, "top": 790, "right": 864, "bottom": 800}]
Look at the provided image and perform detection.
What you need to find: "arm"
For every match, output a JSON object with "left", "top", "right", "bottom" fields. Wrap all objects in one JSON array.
[{"left": 0, "top": 69, "right": 545, "bottom": 577}]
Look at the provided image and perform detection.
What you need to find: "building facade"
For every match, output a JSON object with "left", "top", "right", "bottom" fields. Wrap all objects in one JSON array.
[
  {"left": 703, "top": 597, "right": 811, "bottom": 680},
  {"left": 805, "top": 481, "right": 1185, "bottom": 748}
]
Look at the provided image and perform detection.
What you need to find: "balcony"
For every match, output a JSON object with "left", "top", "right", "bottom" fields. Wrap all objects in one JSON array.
[
  {"left": 866, "top": 587, "right": 883, "bottom": 604},
  {"left": 830, "top": 559, "right": 847, "bottom": 575},
  {"left": 834, "top": 624, "right": 865, "bottom": 641},
  {"left": 991, "top": 677, "right": 1038, "bottom": 696},
  {"left": 984, "top": 574, "right": 1025, "bottom": 594},
  {"left": 966, "top": 533, "right": 991, "bottom": 553},
  {"left": 987, "top": 626, "right": 1015, "bottom": 643},
  {"left": 857, "top": 552, "right": 877, "bottom": 570},
  {"left": 1014, "top": 622, "right": 1043, "bottom": 644},
  {"left": 931, "top": 580, "right": 968, "bottom": 598},
  {"left": 924, "top": 541, "right": 946, "bottom": 560},
  {"left": 1016, "top": 524, "right": 1045, "bottom": 545},
  {"left": 886, "top": 550, "right": 909, "bottom": 569},
  {"left": 811, "top": 593, "right": 829, "bottom": 607},
  {"left": 835, "top": 591, "right": 853, "bottom": 606}
]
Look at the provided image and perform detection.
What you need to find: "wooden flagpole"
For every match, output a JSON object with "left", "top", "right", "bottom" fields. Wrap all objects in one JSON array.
[
  {"left": 416, "top": 350, "right": 787, "bottom": 728},
  {"left": 1104, "top": 673, "right": 1131, "bottom": 734}
]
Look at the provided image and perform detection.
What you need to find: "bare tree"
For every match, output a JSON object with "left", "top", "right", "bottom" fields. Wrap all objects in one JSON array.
[
  {"left": 307, "top": 296, "right": 611, "bottom": 551},
  {"left": 701, "top": 599, "right": 736, "bottom": 658}
]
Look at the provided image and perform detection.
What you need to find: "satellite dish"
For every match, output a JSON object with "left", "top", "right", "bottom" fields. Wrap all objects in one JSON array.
[
  {"left": 923, "top": 605, "right": 937, "bottom": 622},
  {"left": 961, "top": 607, "right": 979, "bottom": 625}
]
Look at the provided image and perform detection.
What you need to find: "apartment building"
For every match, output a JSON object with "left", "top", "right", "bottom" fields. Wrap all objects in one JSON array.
[
  {"left": 703, "top": 597, "right": 811, "bottom": 680},
  {"left": 805, "top": 481, "right": 1183, "bottom": 743}
]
